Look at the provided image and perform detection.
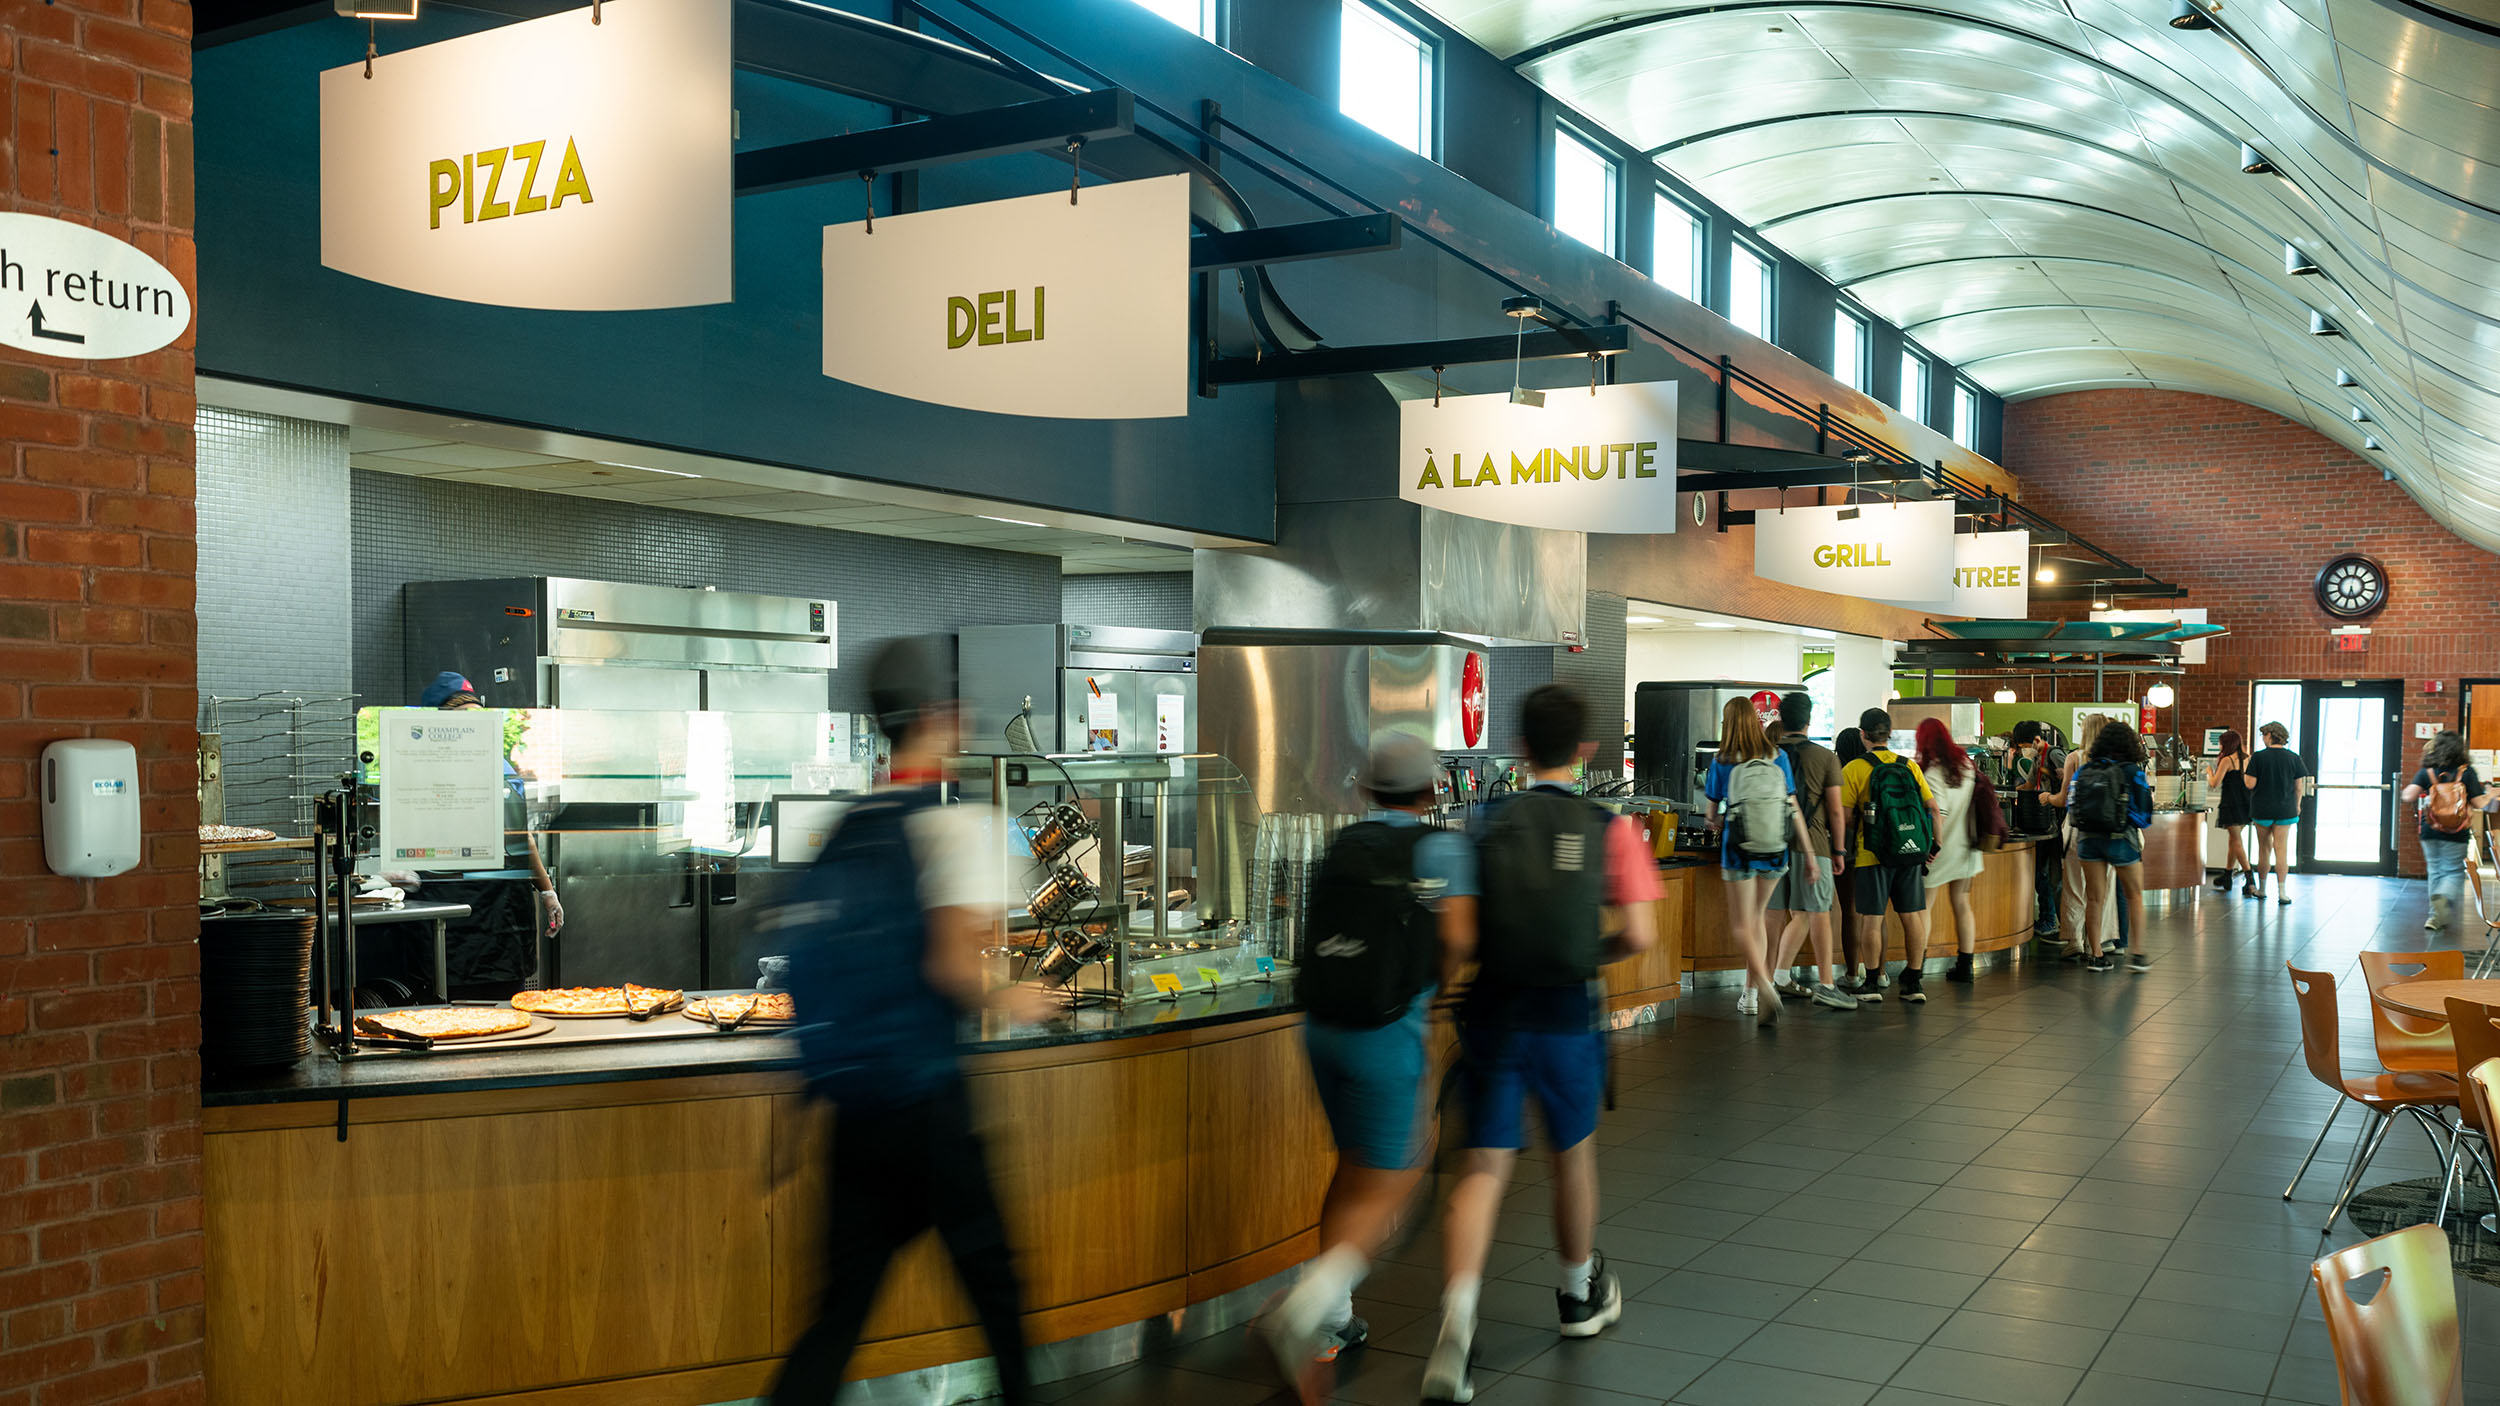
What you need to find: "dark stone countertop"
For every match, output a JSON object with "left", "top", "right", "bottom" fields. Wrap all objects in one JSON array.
[{"left": 203, "top": 980, "right": 1303, "bottom": 1109}]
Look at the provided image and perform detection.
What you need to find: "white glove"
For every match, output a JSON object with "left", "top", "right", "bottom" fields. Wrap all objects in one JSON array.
[
  {"left": 540, "top": 890, "right": 566, "bottom": 935},
  {"left": 380, "top": 871, "right": 421, "bottom": 891}
]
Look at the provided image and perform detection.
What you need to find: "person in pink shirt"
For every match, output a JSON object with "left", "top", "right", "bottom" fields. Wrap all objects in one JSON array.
[{"left": 1423, "top": 685, "right": 1660, "bottom": 1403}]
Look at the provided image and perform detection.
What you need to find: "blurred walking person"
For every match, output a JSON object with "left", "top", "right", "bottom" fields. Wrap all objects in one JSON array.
[
  {"left": 1705, "top": 694, "right": 1826, "bottom": 1024},
  {"left": 1261, "top": 734, "right": 1476, "bottom": 1402},
  {"left": 1424, "top": 685, "right": 1660, "bottom": 1403},
  {"left": 2402, "top": 730, "right": 2484, "bottom": 933},
  {"left": 770, "top": 638, "right": 1039, "bottom": 1406}
]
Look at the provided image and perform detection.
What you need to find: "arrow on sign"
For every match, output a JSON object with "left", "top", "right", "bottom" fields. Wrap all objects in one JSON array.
[{"left": 28, "top": 302, "right": 85, "bottom": 345}]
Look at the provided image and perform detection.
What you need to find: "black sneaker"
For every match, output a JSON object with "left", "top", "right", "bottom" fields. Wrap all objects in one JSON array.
[
  {"left": 1898, "top": 970, "right": 1927, "bottom": 1004},
  {"left": 1945, "top": 954, "right": 1975, "bottom": 984},
  {"left": 2126, "top": 952, "right": 2152, "bottom": 973},
  {"left": 2212, "top": 870, "right": 2232, "bottom": 892},
  {"left": 2085, "top": 955, "right": 2115, "bottom": 972},
  {"left": 1852, "top": 972, "right": 1885, "bottom": 1003},
  {"left": 1558, "top": 1252, "right": 1624, "bottom": 1338}
]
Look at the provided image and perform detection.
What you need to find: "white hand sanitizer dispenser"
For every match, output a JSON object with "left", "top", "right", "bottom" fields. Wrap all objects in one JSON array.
[{"left": 42, "top": 739, "right": 142, "bottom": 879}]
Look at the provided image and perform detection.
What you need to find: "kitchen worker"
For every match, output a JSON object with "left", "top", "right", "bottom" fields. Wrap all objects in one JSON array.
[{"left": 395, "top": 670, "right": 563, "bottom": 998}]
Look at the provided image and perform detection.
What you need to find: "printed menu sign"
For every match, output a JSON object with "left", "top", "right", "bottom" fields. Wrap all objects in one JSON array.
[
  {"left": 377, "top": 707, "right": 506, "bottom": 870},
  {"left": 1398, "top": 381, "right": 1679, "bottom": 534}
]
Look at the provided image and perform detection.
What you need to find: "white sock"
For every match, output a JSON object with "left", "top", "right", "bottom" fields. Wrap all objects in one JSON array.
[
  {"left": 1559, "top": 1256, "right": 1594, "bottom": 1299},
  {"left": 1442, "top": 1274, "right": 1481, "bottom": 1330},
  {"left": 1285, "top": 1244, "right": 1367, "bottom": 1335}
]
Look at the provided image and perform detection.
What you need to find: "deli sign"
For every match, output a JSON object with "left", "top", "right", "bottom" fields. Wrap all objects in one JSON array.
[
  {"left": 1397, "top": 381, "right": 1679, "bottom": 534},
  {"left": 320, "top": 0, "right": 733, "bottom": 310},
  {"left": 822, "top": 175, "right": 1191, "bottom": 419}
]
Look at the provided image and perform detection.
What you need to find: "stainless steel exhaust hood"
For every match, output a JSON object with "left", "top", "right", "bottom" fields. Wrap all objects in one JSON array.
[{"left": 1193, "top": 500, "right": 1585, "bottom": 646}]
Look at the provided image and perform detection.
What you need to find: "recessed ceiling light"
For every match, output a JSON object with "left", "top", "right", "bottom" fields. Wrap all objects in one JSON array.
[
  {"left": 595, "top": 460, "right": 702, "bottom": 479},
  {"left": 2170, "top": 0, "right": 2215, "bottom": 28},
  {"left": 1626, "top": 614, "right": 1665, "bottom": 624},
  {"left": 980, "top": 515, "right": 1045, "bottom": 527},
  {"left": 2237, "top": 141, "right": 2273, "bottom": 173},
  {"left": 1802, "top": 628, "right": 1836, "bottom": 640},
  {"left": 1695, "top": 622, "right": 1737, "bottom": 629}
]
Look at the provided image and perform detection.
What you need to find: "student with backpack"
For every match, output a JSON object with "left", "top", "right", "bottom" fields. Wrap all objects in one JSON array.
[
  {"left": 2401, "top": 730, "right": 2485, "bottom": 933},
  {"left": 1261, "top": 734, "right": 1476, "bottom": 1400},
  {"left": 2007, "top": 721, "right": 2067, "bottom": 937},
  {"left": 1766, "top": 691, "right": 1857, "bottom": 1013},
  {"left": 2054, "top": 714, "right": 2121, "bottom": 960},
  {"left": 1704, "top": 694, "right": 1828, "bottom": 1024},
  {"left": 770, "top": 638, "right": 1041, "bottom": 1406},
  {"left": 2246, "top": 721, "right": 2311, "bottom": 904},
  {"left": 1839, "top": 708, "right": 1944, "bottom": 1003},
  {"left": 1424, "top": 686, "right": 1661, "bottom": 1404},
  {"left": 2069, "top": 722, "right": 2156, "bottom": 973}
]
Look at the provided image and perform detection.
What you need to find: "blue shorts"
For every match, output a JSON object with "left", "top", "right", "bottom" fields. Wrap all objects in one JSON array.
[
  {"left": 2076, "top": 834, "right": 2143, "bottom": 865},
  {"left": 1457, "top": 1023, "right": 1606, "bottom": 1152},
  {"left": 1303, "top": 992, "right": 1434, "bottom": 1170},
  {"left": 2254, "top": 817, "right": 2297, "bottom": 827}
]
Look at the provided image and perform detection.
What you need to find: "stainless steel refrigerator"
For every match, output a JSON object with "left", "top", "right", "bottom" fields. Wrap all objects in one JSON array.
[{"left": 958, "top": 625, "right": 1198, "bottom": 757}]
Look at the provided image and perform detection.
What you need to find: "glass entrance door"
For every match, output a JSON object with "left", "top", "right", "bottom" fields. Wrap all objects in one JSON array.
[{"left": 2299, "top": 681, "right": 2404, "bottom": 875}]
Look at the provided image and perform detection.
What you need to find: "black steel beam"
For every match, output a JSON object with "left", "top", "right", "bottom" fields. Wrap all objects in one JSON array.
[
  {"left": 1677, "top": 467, "right": 1860, "bottom": 493},
  {"left": 1191, "top": 213, "right": 1402, "bottom": 271},
  {"left": 1203, "top": 323, "right": 1631, "bottom": 384},
  {"left": 735, "top": 89, "right": 1134, "bottom": 196}
]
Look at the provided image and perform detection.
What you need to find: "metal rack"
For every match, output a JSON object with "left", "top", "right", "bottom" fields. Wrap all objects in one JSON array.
[{"left": 199, "top": 691, "right": 356, "bottom": 905}]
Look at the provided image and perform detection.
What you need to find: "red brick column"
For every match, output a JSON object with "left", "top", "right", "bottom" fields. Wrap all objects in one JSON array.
[
  {"left": 2003, "top": 390, "right": 2500, "bottom": 879},
  {"left": 1, "top": 1, "right": 204, "bottom": 1402}
]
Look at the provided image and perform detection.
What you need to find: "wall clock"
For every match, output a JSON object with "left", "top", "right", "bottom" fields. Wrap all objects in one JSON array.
[{"left": 2314, "top": 554, "right": 2389, "bottom": 619}]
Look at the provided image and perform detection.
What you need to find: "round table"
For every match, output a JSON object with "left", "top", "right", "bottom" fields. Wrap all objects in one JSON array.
[{"left": 2373, "top": 978, "right": 2500, "bottom": 1021}]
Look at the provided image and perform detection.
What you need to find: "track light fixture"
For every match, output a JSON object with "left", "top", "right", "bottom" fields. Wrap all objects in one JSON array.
[
  {"left": 2335, "top": 367, "right": 2358, "bottom": 387},
  {"left": 2349, "top": 405, "right": 2372, "bottom": 424},
  {"left": 2285, "top": 243, "right": 2319, "bottom": 276},
  {"left": 2239, "top": 142, "right": 2274, "bottom": 174},
  {"left": 2170, "top": 0, "right": 2215, "bottom": 28},
  {"left": 2365, "top": 436, "right": 2384, "bottom": 453},
  {"left": 2309, "top": 310, "right": 2341, "bottom": 337}
]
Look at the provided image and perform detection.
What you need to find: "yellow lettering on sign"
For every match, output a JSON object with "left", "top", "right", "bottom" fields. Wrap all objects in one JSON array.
[
  {"left": 427, "top": 138, "right": 592, "bottom": 228},
  {"left": 428, "top": 159, "right": 460, "bottom": 230},
  {"left": 1634, "top": 442, "right": 1659, "bottom": 478},
  {"left": 1003, "top": 288, "right": 1034, "bottom": 344},
  {"left": 509, "top": 140, "right": 549, "bottom": 217},
  {"left": 474, "top": 146, "right": 512, "bottom": 221},
  {"left": 1416, "top": 454, "right": 1443, "bottom": 489},
  {"left": 1511, "top": 450, "right": 1540, "bottom": 485},
  {"left": 947, "top": 296, "right": 977, "bottom": 349},
  {"left": 549, "top": 138, "right": 594, "bottom": 209}
]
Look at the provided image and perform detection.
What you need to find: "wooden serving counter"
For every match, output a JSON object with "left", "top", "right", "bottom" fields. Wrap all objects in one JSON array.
[
  {"left": 204, "top": 932, "right": 1693, "bottom": 1406},
  {"left": 1675, "top": 840, "right": 2041, "bottom": 972},
  {"left": 203, "top": 1004, "right": 1333, "bottom": 1406}
]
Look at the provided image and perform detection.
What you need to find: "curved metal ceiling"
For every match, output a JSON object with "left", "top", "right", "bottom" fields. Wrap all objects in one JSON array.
[{"left": 1419, "top": 0, "right": 2500, "bottom": 549}]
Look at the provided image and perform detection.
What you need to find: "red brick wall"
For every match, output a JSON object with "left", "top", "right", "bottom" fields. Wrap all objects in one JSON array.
[
  {"left": 2002, "top": 389, "right": 2500, "bottom": 878},
  {"left": 1, "top": 1, "right": 204, "bottom": 1402}
]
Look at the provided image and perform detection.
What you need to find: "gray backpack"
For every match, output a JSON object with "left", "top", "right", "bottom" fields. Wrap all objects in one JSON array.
[{"left": 1726, "top": 756, "right": 1792, "bottom": 859}]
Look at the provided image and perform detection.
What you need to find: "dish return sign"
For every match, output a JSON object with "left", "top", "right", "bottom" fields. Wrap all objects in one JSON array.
[{"left": 0, "top": 212, "right": 192, "bottom": 361}]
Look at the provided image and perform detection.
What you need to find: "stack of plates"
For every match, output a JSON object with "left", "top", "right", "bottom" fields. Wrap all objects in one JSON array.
[{"left": 199, "top": 911, "right": 316, "bottom": 1070}]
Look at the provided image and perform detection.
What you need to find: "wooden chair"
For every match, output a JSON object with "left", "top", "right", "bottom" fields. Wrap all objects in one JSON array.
[
  {"left": 2286, "top": 964, "right": 2458, "bottom": 1231},
  {"left": 2437, "top": 1016, "right": 2500, "bottom": 1229},
  {"left": 2358, "top": 950, "right": 2463, "bottom": 1077},
  {"left": 2310, "top": 1223, "right": 2462, "bottom": 1406}
]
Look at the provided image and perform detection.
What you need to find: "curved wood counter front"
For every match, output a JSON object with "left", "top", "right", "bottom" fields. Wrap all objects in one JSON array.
[
  {"left": 202, "top": 1012, "right": 1331, "bottom": 1406},
  {"left": 1679, "top": 840, "right": 2040, "bottom": 972}
]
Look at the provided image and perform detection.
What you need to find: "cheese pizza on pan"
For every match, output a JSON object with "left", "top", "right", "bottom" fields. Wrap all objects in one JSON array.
[
  {"left": 510, "top": 984, "right": 685, "bottom": 1017},
  {"left": 355, "top": 1007, "right": 533, "bottom": 1040},
  {"left": 684, "top": 992, "right": 796, "bottom": 1024}
]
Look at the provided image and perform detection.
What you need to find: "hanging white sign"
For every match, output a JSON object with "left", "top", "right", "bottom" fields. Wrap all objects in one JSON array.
[
  {"left": 1753, "top": 500, "right": 1955, "bottom": 606},
  {"left": 375, "top": 708, "right": 507, "bottom": 870},
  {"left": 822, "top": 174, "right": 1190, "bottom": 419},
  {"left": 0, "top": 213, "right": 191, "bottom": 360},
  {"left": 1949, "top": 530, "right": 2029, "bottom": 618},
  {"left": 319, "top": 0, "right": 733, "bottom": 310},
  {"left": 1396, "top": 381, "right": 1678, "bottom": 534}
]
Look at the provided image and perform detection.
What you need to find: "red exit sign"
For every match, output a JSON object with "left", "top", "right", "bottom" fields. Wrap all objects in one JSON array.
[{"left": 2336, "top": 634, "right": 2367, "bottom": 652}]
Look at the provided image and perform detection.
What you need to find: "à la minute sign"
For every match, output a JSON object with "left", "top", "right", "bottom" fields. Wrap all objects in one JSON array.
[{"left": 1397, "top": 381, "right": 1680, "bottom": 535}]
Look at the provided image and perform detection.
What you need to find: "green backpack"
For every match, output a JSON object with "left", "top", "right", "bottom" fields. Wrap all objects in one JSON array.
[{"left": 1864, "top": 755, "right": 1936, "bottom": 868}]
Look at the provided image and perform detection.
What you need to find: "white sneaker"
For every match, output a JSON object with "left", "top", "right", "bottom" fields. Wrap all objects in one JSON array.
[
  {"left": 1422, "top": 1317, "right": 1475, "bottom": 1403},
  {"left": 1735, "top": 988, "right": 1758, "bottom": 1016}
]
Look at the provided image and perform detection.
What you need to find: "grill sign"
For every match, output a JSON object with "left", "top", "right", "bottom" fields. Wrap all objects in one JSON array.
[{"left": 1753, "top": 501, "right": 1955, "bottom": 606}]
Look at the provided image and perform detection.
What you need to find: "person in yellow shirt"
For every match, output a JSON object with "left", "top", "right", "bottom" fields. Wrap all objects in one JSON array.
[{"left": 1838, "top": 708, "right": 1945, "bottom": 1005}]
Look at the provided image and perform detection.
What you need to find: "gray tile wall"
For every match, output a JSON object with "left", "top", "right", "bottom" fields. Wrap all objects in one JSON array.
[
  {"left": 350, "top": 471, "right": 1064, "bottom": 711},
  {"left": 1483, "top": 592, "right": 1627, "bottom": 771},
  {"left": 196, "top": 409, "right": 352, "bottom": 699},
  {"left": 1060, "top": 573, "right": 1194, "bottom": 632}
]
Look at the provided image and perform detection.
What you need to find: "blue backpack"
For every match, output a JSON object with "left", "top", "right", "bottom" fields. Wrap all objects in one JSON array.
[{"left": 778, "top": 788, "right": 962, "bottom": 1107}]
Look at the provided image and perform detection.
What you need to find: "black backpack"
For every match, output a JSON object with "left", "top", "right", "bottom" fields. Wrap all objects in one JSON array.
[
  {"left": 1301, "top": 822, "right": 1442, "bottom": 1028},
  {"left": 1474, "top": 789, "right": 1610, "bottom": 987},
  {"left": 2068, "top": 758, "right": 2131, "bottom": 835}
]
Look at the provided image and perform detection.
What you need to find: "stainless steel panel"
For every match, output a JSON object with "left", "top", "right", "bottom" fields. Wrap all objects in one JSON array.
[
  {"left": 1062, "top": 626, "right": 1198, "bottom": 665},
  {"left": 550, "top": 833, "right": 702, "bottom": 989},
  {"left": 701, "top": 667, "right": 830, "bottom": 714},
  {"left": 544, "top": 578, "right": 835, "bottom": 670},
  {"left": 1197, "top": 642, "right": 1368, "bottom": 818},
  {"left": 1194, "top": 500, "right": 1584, "bottom": 647},
  {"left": 1058, "top": 670, "right": 1196, "bottom": 755},
  {"left": 1369, "top": 644, "right": 1483, "bottom": 754},
  {"left": 544, "top": 661, "right": 703, "bottom": 712},
  {"left": 1419, "top": 509, "right": 1587, "bottom": 646},
  {"left": 960, "top": 625, "right": 1066, "bottom": 756}
]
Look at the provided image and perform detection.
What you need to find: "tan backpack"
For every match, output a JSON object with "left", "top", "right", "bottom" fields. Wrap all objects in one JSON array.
[{"left": 2427, "top": 768, "right": 2472, "bottom": 835}]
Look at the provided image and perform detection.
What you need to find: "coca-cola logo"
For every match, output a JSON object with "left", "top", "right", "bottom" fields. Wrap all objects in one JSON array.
[
  {"left": 1752, "top": 690, "right": 1782, "bottom": 726},
  {"left": 1461, "top": 652, "right": 1488, "bottom": 749}
]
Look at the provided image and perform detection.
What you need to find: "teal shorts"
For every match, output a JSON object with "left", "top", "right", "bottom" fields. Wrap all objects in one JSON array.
[{"left": 2253, "top": 817, "right": 2298, "bottom": 827}]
